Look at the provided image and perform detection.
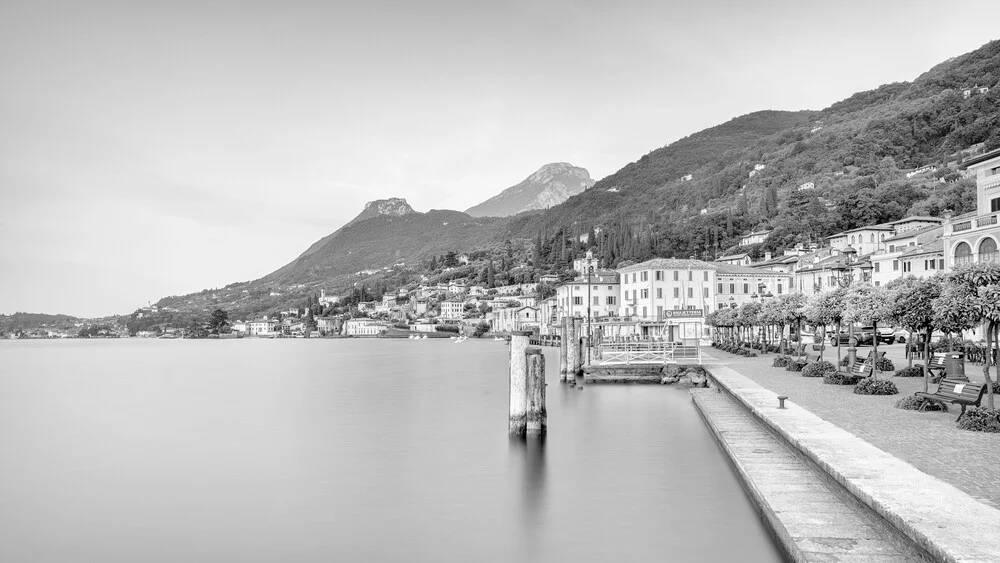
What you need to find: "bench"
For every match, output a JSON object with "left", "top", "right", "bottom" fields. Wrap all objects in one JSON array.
[
  {"left": 927, "top": 353, "right": 948, "bottom": 383},
  {"left": 849, "top": 351, "right": 885, "bottom": 377},
  {"left": 914, "top": 378, "right": 988, "bottom": 421}
]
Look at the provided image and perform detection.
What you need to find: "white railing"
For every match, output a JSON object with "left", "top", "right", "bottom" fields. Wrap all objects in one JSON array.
[{"left": 596, "top": 341, "right": 701, "bottom": 364}]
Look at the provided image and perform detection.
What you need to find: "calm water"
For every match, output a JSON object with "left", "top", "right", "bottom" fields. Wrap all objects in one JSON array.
[{"left": 0, "top": 339, "right": 782, "bottom": 562}]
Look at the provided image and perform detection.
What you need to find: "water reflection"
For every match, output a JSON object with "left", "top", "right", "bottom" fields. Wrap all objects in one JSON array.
[{"left": 510, "top": 436, "right": 547, "bottom": 556}]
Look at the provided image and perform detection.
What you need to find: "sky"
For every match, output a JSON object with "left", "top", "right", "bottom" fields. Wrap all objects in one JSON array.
[{"left": 1, "top": 0, "right": 998, "bottom": 317}]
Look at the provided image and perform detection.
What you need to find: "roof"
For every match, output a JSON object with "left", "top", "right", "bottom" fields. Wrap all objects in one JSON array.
[
  {"left": 900, "top": 239, "right": 944, "bottom": 258},
  {"left": 891, "top": 216, "right": 942, "bottom": 226},
  {"left": 826, "top": 223, "right": 895, "bottom": 238},
  {"left": 714, "top": 263, "right": 790, "bottom": 277},
  {"left": 743, "top": 229, "right": 771, "bottom": 237},
  {"left": 960, "top": 148, "right": 1000, "bottom": 169},
  {"left": 717, "top": 253, "right": 749, "bottom": 260},
  {"left": 882, "top": 224, "right": 943, "bottom": 243},
  {"left": 617, "top": 258, "right": 713, "bottom": 272}
]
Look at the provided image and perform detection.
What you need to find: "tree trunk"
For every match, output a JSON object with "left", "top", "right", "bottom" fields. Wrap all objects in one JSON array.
[
  {"left": 797, "top": 319, "right": 803, "bottom": 358},
  {"left": 923, "top": 328, "right": 932, "bottom": 394},
  {"left": 907, "top": 330, "right": 913, "bottom": 368},
  {"left": 819, "top": 325, "right": 825, "bottom": 363},
  {"left": 987, "top": 322, "right": 996, "bottom": 412},
  {"left": 871, "top": 321, "right": 879, "bottom": 379},
  {"left": 836, "top": 321, "right": 842, "bottom": 369}
]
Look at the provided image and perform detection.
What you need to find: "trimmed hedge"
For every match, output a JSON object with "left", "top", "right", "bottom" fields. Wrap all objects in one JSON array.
[
  {"left": 895, "top": 395, "right": 947, "bottom": 411},
  {"left": 785, "top": 359, "right": 808, "bottom": 372},
  {"left": 874, "top": 356, "right": 895, "bottom": 372},
  {"left": 823, "top": 371, "right": 863, "bottom": 385},
  {"left": 894, "top": 366, "right": 924, "bottom": 378},
  {"left": 802, "top": 361, "right": 836, "bottom": 378},
  {"left": 853, "top": 377, "right": 899, "bottom": 395},
  {"left": 957, "top": 407, "right": 1000, "bottom": 433},
  {"left": 772, "top": 355, "right": 791, "bottom": 368}
]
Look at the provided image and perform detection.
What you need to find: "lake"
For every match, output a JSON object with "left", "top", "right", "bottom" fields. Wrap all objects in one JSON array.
[{"left": 0, "top": 339, "right": 782, "bottom": 562}]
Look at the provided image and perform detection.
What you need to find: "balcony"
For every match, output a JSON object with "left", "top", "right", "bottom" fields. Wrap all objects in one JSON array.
[{"left": 948, "top": 212, "right": 999, "bottom": 235}]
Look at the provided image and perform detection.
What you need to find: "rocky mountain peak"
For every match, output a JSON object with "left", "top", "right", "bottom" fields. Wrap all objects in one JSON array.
[
  {"left": 348, "top": 197, "right": 417, "bottom": 226},
  {"left": 465, "top": 163, "right": 594, "bottom": 218}
]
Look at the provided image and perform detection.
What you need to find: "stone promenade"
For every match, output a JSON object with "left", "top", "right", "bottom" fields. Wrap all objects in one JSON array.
[{"left": 702, "top": 343, "right": 1000, "bottom": 508}]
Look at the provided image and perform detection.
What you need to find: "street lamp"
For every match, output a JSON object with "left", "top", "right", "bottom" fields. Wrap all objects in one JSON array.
[{"left": 586, "top": 251, "right": 595, "bottom": 365}]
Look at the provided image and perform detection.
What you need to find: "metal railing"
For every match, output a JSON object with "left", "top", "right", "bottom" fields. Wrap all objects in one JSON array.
[{"left": 596, "top": 341, "right": 701, "bottom": 364}]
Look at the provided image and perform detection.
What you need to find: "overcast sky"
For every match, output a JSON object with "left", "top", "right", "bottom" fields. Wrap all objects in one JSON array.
[{"left": 1, "top": 0, "right": 998, "bottom": 317}]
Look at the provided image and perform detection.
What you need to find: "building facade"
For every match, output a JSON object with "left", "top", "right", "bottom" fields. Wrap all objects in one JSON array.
[{"left": 944, "top": 149, "right": 1000, "bottom": 269}]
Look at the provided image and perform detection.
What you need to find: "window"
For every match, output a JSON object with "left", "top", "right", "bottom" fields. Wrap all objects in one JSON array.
[
  {"left": 688, "top": 288, "right": 693, "bottom": 298},
  {"left": 656, "top": 288, "right": 663, "bottom": 298},
  {"left": 955, "top": 242, "right": 973, "bottom": 266},
  {"left": 688, "top": 271, "right": 693, "bottom": 281},
  {"left": 875, "top": 281, "right": 880, "bottom": 287},
  {"left": 889, "top": 245, "right": 895, "bottom": 252},
  {"left": 980, "top": 237, "right": 999, "bottom": 263},
  {"left": 729, "top": 283, "right": 735, "bottom": 294},
  {"left": 743, "top": 283, "right": 749, "bottom": 293},
  {"left": 777, "top": 284, "right": 783, "bottom": 294},
  {"left": 939, "top": 259, "right": 945, "bottom": 269},
  {"left": 874, "top": 262, "right": 880, "bottom": 273},
  {"left": 870, "top": 234, "right": 875, "bottom": 243},
  {"left": 632, "top": 273, "right": 636, "bottom": 283},
  {"left": 655, "top": 271, "right": 663, "bottom": 281},
  {"left": 642, "top": 306, "right": 647, "bottom": 318},
  {"left": 641, "top": 271, "right": 648, "bottom": 282},
  {"left": 657, "top": 305, "right": 663, "bottom": 319},
  {"left": 607, "top": 286, "right": 613, "bottom": 291},
  {"left": 851, "top": 235, "right": 855, "bottom": 244},
  {"left": 641, "top": 289, "right": 649, "bottom": 299},
  {"left": 718, "top": 303, "right": 725, "bottom": 310},
  {"left": 718, "top": 283, "right": 723, "bottom": 294},
  {"left": 903, "top": 262, "right": 911, "bottom": 273},
  {"left": 673, "top": 288, "right": 679, "bottom": 298},
  {"left": 703, "top": 271, "right": 709, "bottom": 281},
  {"left": 593, "top": 296, "right": 599, "bottom": 305},
  {"left": 703, "top": 288, "right": 709, "bottom": 298},
  {"left": 892, "top": 260, "right": 899, "bottom": 271},
  {"left": 573, "top": 297, "right": 582, "bottom": 305},
  {"left": 606, "top": 296, "right": 616, "bottom": 305},
  {"left": 992, "top": 198, "right": 1000, "bottom": 213},
  {"left": 673, "top": 271, "right": 679, "bottom": 281}
]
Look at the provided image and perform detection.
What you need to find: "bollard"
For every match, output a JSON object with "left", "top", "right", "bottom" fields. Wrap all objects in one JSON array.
[
  {"left": 509, "top": 331, "right": 531, "bottom": 438},
  {"left": 582, "top": 336, "right": 591, "bottom": 367},
  {"left": 571, "top": 317, "right": 583, "bottom": 377},
  {"left": 526, "top": 347, "right": 547, "bottom": 438},
  {"left": 777, "top": 396, "right": 788, "bottom": 409},
  {"left": 559, "top": 317, "right": 568, "bottom": 381},
  {"left": 566, "top": 317, "right": 580, "bottom": 381}
]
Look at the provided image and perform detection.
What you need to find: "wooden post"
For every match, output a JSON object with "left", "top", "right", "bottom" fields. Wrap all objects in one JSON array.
[
  {"left": 559, "top": 317, "right": 568, "bottom": 381},
  {"left": 582, "top": 336, "right": 591, "bottom": 367},
  {"left": 509, "top": 331, "right": 531, "bottom": 438},
  {"left": 526, "top": 347, "right": 547, "bottom": 438},
  {"left": 570, "top": 317, "right": 583, "bottom": 377}
]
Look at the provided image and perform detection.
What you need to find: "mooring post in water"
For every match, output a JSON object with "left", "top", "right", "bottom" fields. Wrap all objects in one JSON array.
[
  {"left": 509, "top": 330, "right": 531, "bottom": 438},
  {"left": 559, "top": 317, "right": 568, "bottom": 381},
  {"left": 571, "top": 317, "right": 583, "bottom": 377},
  {"left": 582, "top": 336, "right": 590, "bottom": 367},
  {"left": 566, "top": 317, "right": 579, "bottom": 380},
  {"left": 526, "top": 347, "right": 547, "bottom": 438}
]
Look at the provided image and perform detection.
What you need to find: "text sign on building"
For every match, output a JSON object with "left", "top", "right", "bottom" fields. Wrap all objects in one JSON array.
[{"left": 661, "top": 309, "right": 703, "bottom": 319}]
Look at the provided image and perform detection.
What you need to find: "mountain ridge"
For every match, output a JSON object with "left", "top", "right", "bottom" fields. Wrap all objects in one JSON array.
[{"left": 465, "top": 162, "right": 595, "bottom": 217}]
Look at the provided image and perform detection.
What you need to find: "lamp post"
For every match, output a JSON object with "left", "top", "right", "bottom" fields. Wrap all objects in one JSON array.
[{"left": 586, "top": 254, "right": 594, "bottom": 365}]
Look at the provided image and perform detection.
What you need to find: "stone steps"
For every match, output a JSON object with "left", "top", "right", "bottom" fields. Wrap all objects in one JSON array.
[{"left": 692, "top": 388, "right": 933, "bottom": 562}]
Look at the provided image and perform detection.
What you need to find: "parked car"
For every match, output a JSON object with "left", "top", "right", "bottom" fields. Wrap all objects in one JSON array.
[
  {"left": 875, "top": 327, "right": 896, "bottom": 345},
  {"left": 830, "top": 326, "right": 874, "bottom": 347}
]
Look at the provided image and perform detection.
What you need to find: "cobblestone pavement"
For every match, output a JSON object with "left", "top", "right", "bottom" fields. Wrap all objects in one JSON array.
[{"left": 702, "top": 343, "right": 1000, "bottom": 508}]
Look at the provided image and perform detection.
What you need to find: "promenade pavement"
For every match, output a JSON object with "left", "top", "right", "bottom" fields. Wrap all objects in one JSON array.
[{"left": 702, "top": 342, "right": 1000, "bottom": 508}]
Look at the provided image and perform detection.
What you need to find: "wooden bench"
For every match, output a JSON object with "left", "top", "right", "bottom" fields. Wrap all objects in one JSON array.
[
  {"left": 914, "top": 378, "right": 988, "bottom": 421},
  {"left": 849, "top": 351, "right": 885, "bottom": 376},
  {"left": 927, "top": 353, "right": 947, "bottom": 381}
]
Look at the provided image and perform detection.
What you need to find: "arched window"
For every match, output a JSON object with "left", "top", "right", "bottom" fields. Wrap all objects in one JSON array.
[
  {"left": 955, "top": 242, "right": 973, "bottom": 266},
  {"left": 980, "top": 238, "right": 998, "bottom": 263},
  {"left": 870, "top": 234, "right": 875, "bottom": 243},
  {"left": 880, "top": 233, "right": 886, "bottom": 241},
  {"left": 851, "top": 235, "right": 855, "bottom": 244}
]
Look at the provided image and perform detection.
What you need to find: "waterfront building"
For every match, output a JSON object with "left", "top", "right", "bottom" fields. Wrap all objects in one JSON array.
[
  {"left": 944, "top": 148, "right": 1000, "bottom": 269},
  {"left": 341, "top": 318, "right": 387, "bottom": 337},
  {"left": 714, "top": 264, "right": 795, "bottom": 310},
  {"left": 827, "top": 224, "right": 894, "bottom": 256},
  {"left": 316, "top": 317, "right": 341, "bottom": 334},
  {"left": 716, "top": 252, "right": 752, "bottom": 266},
  {"left": 247, "top": 319, "right": 278, "bottom": 336},
  {"left": 554, "top": 269, "right": 620, "bottom": 323},
  {"left": 494, "top": 306, "right": 540, "bottom": 333},
  {"left": 439, "top": 299, "right": 465, "bottom": 321},
  {"left": 869, "top": 226, "right": 944, "bottom": 287}
]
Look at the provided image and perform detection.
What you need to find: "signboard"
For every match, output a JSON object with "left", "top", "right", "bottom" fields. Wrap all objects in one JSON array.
[{"left": 660, "top": 309, "right": 703, "bottom": 319}]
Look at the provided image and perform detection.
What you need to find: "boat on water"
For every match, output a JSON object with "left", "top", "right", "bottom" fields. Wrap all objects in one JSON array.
[{"left": 454, "top": 335, "right": 468, "bottom": 343}]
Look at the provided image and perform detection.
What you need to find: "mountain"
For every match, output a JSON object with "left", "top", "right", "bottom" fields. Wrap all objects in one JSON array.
[
  {"left": 465, "top": 163, "right": 594, "bottom": 217},
  {"left": 149, "top": 39, "right": 1000, "bottom": 320},
  {"left": 346, "top": 197, "right": 415, "bottom": 226}
]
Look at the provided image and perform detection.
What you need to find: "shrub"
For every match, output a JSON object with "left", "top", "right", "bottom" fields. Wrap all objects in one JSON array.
[
  {"left": 772, "top": 355, "right": 791, "bottom": 367},
  {"left": 873, "top": 356, "right": 895, "bottom": 372},
  {"left": 957, "top": 407, "right": 1000, "bottom": 433},
  {"left": 895, "top": 395, "right": 947, "bottom": 411},
  {"left": 853, "top": 377, "right": 899, "bottom": 395},
  {"left": 435, "top": 324, "right": 460, "bottom": 334},
  {"left": 894, "top": 366, "right": 924, "bottom": 378},
  {"left": 824, "top": 371, "right": 862, "bottom": 385},
  {"left": 802, "top": 361, "right": 836, "bottom": 378},
  {"left": 839, "top": 356, "right": 850, "bottom": 367},
  {"left": 785, "top": 359, "right": 808, "bottom": 372},
  {"left": 472, "top": 321, "right": 491, "bottom": 338}
]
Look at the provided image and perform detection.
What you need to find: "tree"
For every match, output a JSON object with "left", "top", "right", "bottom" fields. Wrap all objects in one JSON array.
[
  {"left": 486, "top": 260, "right": 496, "bottom": 288},
  {"left": 209, "top": 308, "right": 229, "bottom": 334},
  {"left": 946, "top": 263, "right": 1000, "bottom": 410},
  {"left": 843, "top": 284, "right": 892, "bottom": 377},
  {"left": 885, "top": 276, "right": 942, "bottom": 392},
  {"left": 805, "top": 288, "right": 845, "bottom": 365}
]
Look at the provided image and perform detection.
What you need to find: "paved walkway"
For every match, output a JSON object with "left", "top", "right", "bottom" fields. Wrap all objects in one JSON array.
[
  {"left": 692, "top": 388, "right": 932, "bottom": 562},
  {"left": 702, "top": 343, "right": 1000, "bottom": 508}
]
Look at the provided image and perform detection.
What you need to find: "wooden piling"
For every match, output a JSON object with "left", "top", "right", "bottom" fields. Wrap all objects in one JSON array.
[
  {"left": 526, "top": 347, "right": 546, "bottom": 438},
  {"left": 559, "top": 317, "right": 568, "bottom": 380},
  {"left": 570, "top": 317, "right": 583, "bottom": 377},
  {"left": 509, "top": 331, "right": 531, "bottom": 438}
]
